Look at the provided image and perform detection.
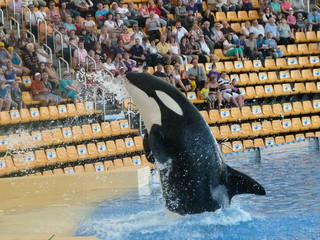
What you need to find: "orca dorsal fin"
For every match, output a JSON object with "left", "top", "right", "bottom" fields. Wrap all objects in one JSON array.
[{"left": 226, "top": 165, "right": 266, "bottom": 199}]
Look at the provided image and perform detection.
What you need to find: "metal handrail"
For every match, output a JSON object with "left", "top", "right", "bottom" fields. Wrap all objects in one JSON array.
[
  {"left": 53, "top": 29, "right": 63, "bottom": 58},
  {"left": 25, "top": 30, "right": 35, "bottom": 43},
  {"left": 0, "top": 8, "right": 4, "bottom": 27},
  {"left": 70, "top": 42, "right": 80, "bottom": 67},
  {"left": 42, "top": 43, "right": 53, "bottom": 62},
  {"left": 22, "top": 6, "right": 31, "bottom": 32},
  {"left": 37, "top": 19, "right": 47, "bottom": 45},
  {"left": 86, "top": 55, "right": 96, "bottom": 71},
  {"left": 9, "top": 17, "right": 20, "bottom": 38},
  {"left": 58, "top": 57, "right": 69, "bottom": 79}
]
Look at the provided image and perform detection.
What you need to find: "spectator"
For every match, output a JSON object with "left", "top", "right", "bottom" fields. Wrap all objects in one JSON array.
[
  {"left": 241, "top": 21, "right": 251, "bottom": 37},
  {"left": 173, "top": 63, "right": 191, "bottom": 92},
  {"left": 270, "top": 0, "right": 280, "bottom": 15},
  {"left": 11, "top": 81, "right": 25, "bottom": 109},
  {"left": 262, "top": 8, "right": 276, "bottom": 24},
  {"left": 242, "top": 0, "right": 253, "bottom": 11},
  {"left": 218, "top": 72, "right": 243, "bottom": 108},
  {"left": 95, "top": 3, "right": 108, "bottom": 27},
  {"left": 139, "top": 2, "right": 150, "bottom": 26},
  {"left": 256, "top": 33, "right": 269, "bottom": 57},
  {"left": 31, "top": 72, "right": 54, "bottom": 106},
  {"left": 128, "top": 2, "right": 143, "bottom": 27},
  {"left": 45, "top": 60, "right": 60, "bottom": 88},
  {"left": 4, "top": 62, "right": 17, "bottom": 84},
  {"left": 291, "top": 0, "right": 305, "bottom": 15},
  {"left": 212, "top": 23, "right": 225, "bottom": 49},
  {"left": 172, "top": 21, "right": 188, "bottom": 43},
  {"left": 287, "top": 8, "right": 297, "bottom": 31},
  {"left": 265, "top": 17, "right": 280, "bottom": 41},
  {"left": 41, "top": 72, "right": 62, "bottom": 105},
  {"left": 9, "top": 0, "right": 22, "bottom": 22},
  {"left": 8, "top": 46, "right": 31, "bottom": 76},
  {"left": 46, "top": 1, "right": 61, "bottom": 21},
  {"left": 244, "top": 32, "right": 264, "bottom": 64},
  {"left": 223, "top": 33, "right": 244, "bottom": 60},
  {"left": 278, "top": 19, "right": 294, "bottom": 45},
  {"left": 169, "top": 36, "right": 183, "bottom": 64},
  {"left": 145, "top": 39, "right": 162, "bottom": 66},
  {"left": 186, "top": 57, "right": 206, "bottom": 90},
  {"left": 280, "top": 0, "right": 291, "bottom": 15},
  {"left": 145, "top": 11, "right": 161, "bottom": 41},
  {"left": 250, "top": 19, "right": 265, "bottom": 38},
  {"left": 200, "top": 75, "right": 222, "bottom": 110},
  {"left": 130, "top": 24, "right": 147, "bottom": 44},
  {"left": 0, "top": 81, "right": 11, "bottom": 111},
  {"left": 21, "top": 43, "right": 39, "bottom": 75},
  {"left": 157, "top": 35, "right": 180, "bottom": 65},
  {"left": 122, "top": 53, "right": 137, "bottom": 72},
  {"left": 180, "top": 36, "right": 193, "bottom": 64},
  {"left": 58, "top": 71, "right": 80, "bottom": 103},
  {"left": 73, "top": 0, "right": 93, "bottom": 16},
  {"left": 265, "top": 32, "right": 283, "bottom": 58},
  {"left": 308, "top": 8, "right": 320, "bottom": 32},
  {"left": 17, "top": 31, "right": 31, "bottom": 49},
  {"left": 130, "top": 38, "right": 146, "bottom": 65},
  {"left": 64, "top": 15, "right": 77, "bottom": 33},
  {"left": 175, "top": 0, "right": 188, "bottom": 23},
  {"left": 198, "top": 34, "right": 217, "bottom": 63},
  {"left": 103, "top": 57, "right": 118, "bottom": 75},
  {"left": 296, "top": 13, "right": 307, "bottom": 32},
  {"left": 84, "top": 12, "right": 97, "bottom": 32},
  {"left": 0, "top": 42, "right": 12, "bottom": 69},
  {"left": 34, "top": 43, "right": 50, "bottom": 63},
  {"left": 73, "top": 41, "right": 88, "bottom": 67},
  {"left": 153, "top": 64, "right": 168, "bottom": 81},
  {"left": 24, "top": 4, "right": 38, "bottom": 37}
]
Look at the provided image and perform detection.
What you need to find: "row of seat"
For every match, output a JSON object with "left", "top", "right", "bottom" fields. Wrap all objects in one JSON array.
[
  {"left": 1, "top": 153, "right": 150, "bottom": 177},
  {"left": 278, "top": 43, "right": 320, "bottom": 57},
  {"left": 200, "top": 100, "right": 320, "bottom": 124},
  {"left": 221, "top": 132, "right": 320, "bottom": 154},
  {"left": 230, "top": 69, "right": 320, "bottom": 86},
  {"left": 294, "top": 31, "right": 320, "bottom": 43},
  {"left": 215, "top": 10, "right": 260, "bottom": 22},
  {"left": 0, "top": 120, "right": 139, "bottom": 152},
  {"left": 205, "top": 56, "right": 320, "bottom": 74},
  {"left": 0, "top": 101, "right": 101, "bottom": 126},
  {"left": 239, "top": 82, "right": 320, "bottom": 99},
  {"left": 211, "top": 115, "right": 320, "bottom": 140},
  {"left": 0, "top": 137, "right": 145, "bottom": 176}
]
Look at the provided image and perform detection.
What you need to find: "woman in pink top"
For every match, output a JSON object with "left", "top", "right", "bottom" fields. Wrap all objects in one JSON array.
[
  {"left": 46, "top": 1, "right": 61, "bottom": 22},
  {"left": 280, "top": 0, "right": 291, "bottom": 15},
  {"left": 287, "top": 8, "right": 296, "bottom": 32}
]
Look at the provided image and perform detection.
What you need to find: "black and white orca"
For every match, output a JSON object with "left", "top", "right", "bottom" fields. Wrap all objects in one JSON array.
[{"left": 125, "top": 72, "right": 266, "bottom": 215}]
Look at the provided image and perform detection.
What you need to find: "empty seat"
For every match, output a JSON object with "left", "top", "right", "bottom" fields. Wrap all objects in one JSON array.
[
  {"left": 301, "top": 116, "right": 311, "bottom": 130},
  {"left": 56, "top": 147, "right": 68, "bottom": 163},
  {"left": 101, "top": 122, "right": 112, "bottom": 137},
  {"left": 30, "top": 108, "right": 40, "bottom": 121},
  {"left": 302, "top": 100, "right": 313, "bottom": 114},
  {"left": 220, "top": 125, "right": 232, "bottom": 139},
  {"left": 34, "top": 150, "right": 47, "bottom": 167},
  {"left": 57, "top": 105, "right": 68, "bottom": 118},
  {"left": 292, "top": 101, "right": 303, "bottom": 115},
  {"left": 45, "top": 149, "right": 58, "bottom": 165},
  {"left": 115, "top": 139, "right": 126, "bottom": 155},
  {"left": 106, "top": 140, "right": 117, "bottom": 156},
  {"left": 125, "top": 137, "right": 136, "bottom": 152},
  {"left": 271, "top": 120, "right": 282, "bottom": 134},
  {"left": 77, "top": 144, "right": 88, "bottom": 160},
  {"left": 262, "top": 121, "right": 272, "bottom": 135},
  {"left": 297, "top": 44, "right": 309, "bottom": 54},
  {"left": 238, "top": 11, "right": 249, "bottom": 20},
  {"left": 48, "top": 106, "right": 59, "bottom": 120},
  {"left": 311, "top": 115, "right": 320, "bottom": 129},
  {"left": 232, "top": 141, "right": 243, "bottom": 151},
  {"left": 114, "top": 159, "right": 124, "bottom": 168},
  {"left": 291, "top": 118, "right": 302, "bottom": 132},
  {"left": 66, "top": 145, "right": 78, "bottom": 162},
  {"left": 91, "top": 123, "right": 102, "bottom": 138},
  {"left": 215, "top": 12, "right": 227, "bottom": 22},
  {"left": 295, "top": 133, "right": 305, "bottom": 141},
  {"left": 221, "top": 142, "right": 232, "bottom": 154},
  {"left": 104, "top": 160, "right": 115, "bottom": 170},
  {"left": 285, "top": 135, "right": 295, "bottom": 143},
  {"left": 62, "top": 127, "right": 73, "bottom": 143},
  {"left": 227, "top": 11, "right": 238, "bottom": 21},
  {"left": 10, "top": 110, "right": 21, "bottom": 124},
  {"left": 275, "top": 136, "right": 285, "bottom": 145},
  {"left": 120, "top": 119, "right": 130, "bottom": 134},
  {"left": 243, "top": 139, "right": 254, "bottom": 149},
  {"left": 295, "top": 32, "right": 307, "bottom": 43},
  {"left": 66, "top": 103, "right": 77, "bottom": 117},
  {"left": 251, "top": 122, "right": 263, "bottom": 136},
  {"left": 87, "top": 143, "right": 98, "bottom": 159},
  {"left": 134, "top": 136, "right": 144, "bottom": 151},
  {"left": 282, "top": 103, "right": 293, "bottom": 116},
  {"left": 132, "top": 155, "right": 142, "bottom": 166},
  {"left": 211, "top": 126, "right": 223, "bottom": 140},
  {"left": 82, "top": 124, "right": 93, "bottom": 140},
  {"left": 230, "top": 124, "right": 241, "bottom": 138},
  {"left": 41, "top": 130, "right": 53, "bottom": 145},
  {"left": 287, "top": 57, "right": 299, "bottom": 68},
  {"left": 94, "top": 162, "right": 105, "bottom": 172},
  {"left": 251, "top": 105, "right": 262, "bottom": 118},
  {"left": 39, "top": 107, "right": 50, "bottom": 121},
  {"left": 265, "top": 137, "right": 275, "bottom": 146},
  {"left": 123, "top": 157, "right": 134, "bottom": 167},
  {"left": 72, "top": 125, "right": 83, "bottom": 141},
  {"left": 287, "top": 45, "right": 298, "bottom": 56},
  {"left": 52, "top": 128, "right": 64, "bottom": 145},
  {"left": 110, "top": 121, "right": 121, "bottom": 136},
  {"left": 276, "top": 58, "right": 288, "bottom": 69},
  {"left": 306, "top": 31, "right": 317, "bottom": 42},
  {"left": 97, "top": 142, "right": 108, "bottom": 157},
  {"left": 20, "top": 108, "right": 31, "bottom": 123},
  {"left": 253, "top": 138, "right": 264, "bottom": 147}
]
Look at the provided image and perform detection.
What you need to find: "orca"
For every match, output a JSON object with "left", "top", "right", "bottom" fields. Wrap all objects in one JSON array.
[{"left": 124, "top": 72, "right": 266, "bottom": 215}]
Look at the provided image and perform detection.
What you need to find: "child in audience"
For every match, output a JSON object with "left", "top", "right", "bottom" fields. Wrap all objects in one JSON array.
[
  {"left": 0, "top": 80, "right": 11, "bottom": 111},
  {"left": 296, "top": 13, "right": 306, "bottom": 32},
  {"left": 11, "top": 81, "right": 25, "bottom": 109}
]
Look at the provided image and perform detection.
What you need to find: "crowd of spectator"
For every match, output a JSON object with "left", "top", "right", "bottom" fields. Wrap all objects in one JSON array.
[{"left": 2, "top": 0, "right": 318, "bottom": 111}]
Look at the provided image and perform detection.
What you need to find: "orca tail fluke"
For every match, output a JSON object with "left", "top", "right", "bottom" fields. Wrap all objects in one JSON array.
[{"left": 226, "top": 165, "right": 266, "bottom": 200}]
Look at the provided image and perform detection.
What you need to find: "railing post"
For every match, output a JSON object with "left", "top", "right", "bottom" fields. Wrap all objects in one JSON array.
[
  {"left": 0, "top": 8, "right": 4, "bottom": 27},
  {"left": 70, "top": 42, "right": 80, "bottom": 68},
  {"left": 25, "top": 30, "right": 35, "bottom": 43},
  {"left": 86, "top": 55, "right": 96, "bottom": 71},
  {"left": 9, "top": 17, "right": 20, "bottom": 38},
  {"left": 58, "top": 57, "right": 69, "bottom": 79},
  {"left": 53, "top": 29, "right": 63, "bottom": 59},
  {"left": 42, "top": 43, "right": 53, "bottom": 62},
  {"left": 22, "top": 6, "right": 31, "bottom": 31}
]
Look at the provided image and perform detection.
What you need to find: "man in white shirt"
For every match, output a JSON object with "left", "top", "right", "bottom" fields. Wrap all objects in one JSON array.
[
  {"left": 249, "top": 19, "right": 265, "bottom": 38},
  {"left": 171, "top": 21, "right": 188, "bottom": 43},
  {"left": 198, "top": 34, "right": 218, "bottom": 62},
  {"left": 116, "top": 1, "right": 138, "bottom": 27},
  {"left": 24, "top": 4, "right": 39, "bottom": 37}
]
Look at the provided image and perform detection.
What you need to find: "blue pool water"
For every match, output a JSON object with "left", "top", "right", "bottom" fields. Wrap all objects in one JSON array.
[{"left": 75, "top": 142, "right": 320, "bottom": 240}]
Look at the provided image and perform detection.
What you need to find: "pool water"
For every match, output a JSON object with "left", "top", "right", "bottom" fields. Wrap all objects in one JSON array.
[{"left": 75, "top": 143, "right": 320, "bottom": 240}]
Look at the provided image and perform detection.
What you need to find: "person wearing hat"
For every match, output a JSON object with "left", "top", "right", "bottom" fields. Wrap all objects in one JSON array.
[
  {"left": 31, "top": 72, "right": 53, "bottom": 106},
  {"left": 0, "top": 42, "right": 11, "bottom": 69},
  {"left": 308, "top": 7, "right": 320, "bottom": 32},
  {"left": 58, "top": 71, "right": 79, "bottom": 103},
  {"left": 7, "top": 45, "right": 31, "bottom": 76},
  {"left": 21, "top": 43, "right": 39, "bottom": 75},
  {"left": 0, "top": 80, "right": 12, "bottom": 111}
]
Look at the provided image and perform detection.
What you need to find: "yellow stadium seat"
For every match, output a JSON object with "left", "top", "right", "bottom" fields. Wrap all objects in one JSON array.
[
  {"left": 254, "top": 138, "right": 264, "bottom": 147},
  {"left": 230, "top": 108, "right": 241, "bottom": 122},
  {"left": 200, "top": 110, "right": 211, "bottom": 124},
  {"left": 285, "top": 135, "right": 295, "bottom": 143},
  {"left": 271, "top": 120, "right": 282, "bottom": 134},
  {"left": 0, "top": 136, "right": 8, "bottom": 152},
  {"left": 302, "top": 69, "right": 315, "bottom": 81},
  {"left": 305, "top": 82, "right": 317, "bottom": 93},
  {"left": 84, "top": 101, "right": 95, "bottom": 114},
  {"left": 311, "top": 115, "right": 320, "bottom": 129},
  {"left": 268, "top": 71, "right": 279, "bottom": 82},
  {"left": 106, "top": 140, "right": 117, "bottom": 156},
  {"left": 134, "top": 136, "right": 144, "bottom": 151},
  {"left": 224, "top": 61, "right": 235, "bottom": 73},
  {"left": 287, "top": 57, "right": 299, "bottom": 69},
  {"left": 216, "top": 62, "right": 225, "bottom": 72},
  {"left": 258, "top": 72, "right": 268, "bottom": 84},
  {"left": 220, "top": 125, "right": 232, "bottom": 139},
  {"left": 317, "top": 31, "right": 320, "bottom": 40},
  {"left": 82, "top": 124, "right": 93, "bottom": 140},
  {"left": 75, "top": 102, "right": 86, "bottom": 116},
  {"left": 287, "top": 44, "right": 298, "bottom": 56},
  {"left": 211, "top": 126, "right": 223, "bottom": 140},
  {"left": 20, "top": 108, "right": 31, "bottom": 123},
  {"left": 22, "top": 91, "right": 33, "bottom": 105},
  {"left": 66, "top": 145, "right": 78, "bottom": 162},
  {"left": 90, "top": 123, "right": 102, "bottom": 138},
  {"left": 293, "top": 83, "right": 306, "bottom": 94},
  {"left": 125, "top": 137, "right": 136, "bottom": 152},
  {"left": 265, "top": 85, "right": 275, "bottom": 97},
  {"left": 9, "top": 110, "right": 20, "bottom": 124},
  {"left": 31, "top": 131, "right": 42, "bottom": 147},
  {"left": 252, "top": 122, "right": 263, "bottom": 136},
  {"left": 314, "top": 69, "right": 320, "bottom": 79},
  {"left": 305, "top": 132, "right": 315, "bottom": 138},
  {"left": 250, "top": 105, "right": 262, "bottom": 119},
  {"left": 283, "top": 83, "right": 293, "bottom": 95},
  {"left": 291, "top": 118, "right": 303, "bottom": 132},
  {"left": 113, "top": 159, "right": 123, "bottom": 168},
  {"left": 48, "top": 106, "right": 59, "bottom": 120},
  {"left": 56, "top": 147, "right": 68, "bottom": 163},
  {"left": 133, "top": 155, "right": 145, "bottom": 166},
  {"left": 262, "top": 121, "right": 272, "bottom": 135},
  {"left": 238, "top": 11, "right": 249, "bottom": 21},
  {"left": 66, "top": 103, "right": 77, "bottom": 117},
  {"left": 275, "top": 136, "right": 285, "bottom": 145},
  {"left": 240, "top": 123, "right": 252, "bottom": 138},
  {"left": 298, "top": 57, "right": 310, "bottom": 68},
  {"left": 248, "top": 10, "right": 259, "bottom": 20},
  {"left": 213, "top": 50, "right": 225, "bottom": 61},
  {"left": 308, "top": 43, "right": 320, "bottom": 54},
  {"left": 77, "top": 144, "right": 88, "bottom": 160},
  {"left": 277, "top": 45, "right": 288, "bottom": 56},
  {"left": 221, "top": 142, "right": 232, "bottom": 154},
  {"left": 0, "top": 111, "right": 12, "bottom": 126},
  {"left": 231, "top": 23, "right": 241, "bottom": 33},
  {"left": 301, "top": 100, "right": 312, "bottom": 114},
  {"left": 295, "top": 32, "right": 307, "bottom": 43},
  {"left": 310, "top": 56, "right": 320, "bottom": 66},
  {"left": 41, "top": 130, "right": 53, "bottom": 146},
  {"left": 111, "top": 121, "right": 121, "bottom": 136},
  {"left": 295, "top": 133, "right": 305, "bottom": 141},
  {"left": 22, "top": 76, "right": 32, "bottom": 88},
  {"left": 45, "top": 149, "right": 58, "bottom": 165},
  {"left": 232, "top": 141, "right": 243, "bottom": 151},
  {"left": 101, "top": 122, "right": 111, "bottom": 137},
  {"left": 230, "top": 124, "right": 241, "bottom": 138},
  {"left": 253, "top": 59, "right": 263, "bottom": 70},
  {"left": 96, "top": 142, "right": 108, "bottom": 157},
  {"left": 227, "top": 11, "right": 238, "bottom": 21},
  {"left": 34, "top": 150, "right": 47, "bottom": 167},
  {"left": 282, "top": 103, "right": 292, "bottom": 116},
  {"left": 64, "top": 167, "right": 75, "bottom": 174},
  {"left": 61, "top": 128, "right": 73, "bottom": 143},
  {"left": 72, "top": 125, "right": 83, "bottom": 141},
  {"left": 205, "top": 63, "right": 213, "bottom": 73},
  {"left": 209, "top": 109, "right": 220, "bottom": 124},
  {"left": 264, "top": 58, "right": 277, "bottom": 70},
  {"left": 312, "top": 100, "right": 320, "bottom": 113},
  {"left": 120, "top": 119, "right": 131, "bottom": 134},
  {"left": 291, "top": 70, "right": 302, "bottom": 81},
  {"left": 292, "top": 101, "right": 303, "bottom": 115},
  {"left": 94, "top": 162, "right": 105, "bottom": 172},
  {"left": 272, "top": 103, "right": 283, "bottom": 117},
  {"left": 306, "top": 31, "right": 317, "bottom": 42},
  {"left": 243, "top": 60, "right": 253, "bottom": 72},
  {"left": 30, "top": 108, "right": 40, "bottom": 121},
  {"left": 84, "top": 164, "right": 95, "bottom": 173},
  {"left": 239, "top": 106, "right": 251, "bottom": 120},
  {"left": 122, "top": 157, "right": 133, "bottom": 167},
  {"left": 215, "top": 12, "right": 227, "bottom": 22},
  {"left": 279, "top": 71, "right": 290, "bottom": 82},
  {"left": 255, "top": 85, "right": 265, "bottom": 98},
  {"left": 104, "top": 160, "right": 115, "bottom": 170},
  {"left": 262, "top": 104, "right": 273, "bottom": 118},
  {"left": 238, "top": 73, "right": 249, "bottom": 85},
  {"left": 39, "top": 106, "right": 50, "bottom": 121},
  {"left": 273, "top": 84, "right": 283, "bottom": 97},
  {"left": 87, "top": 143, "right": 98, "bottom": 159},
  {"left": 276, "top": 58, "right": 288, "bottom": 69},
  {"left": 249, "top": 72, "right": 259, "bottom": 84},
  {"left": 265, "top": 137, "right": 275, "bottom": 146},
  {"left": 52, "top": 128, "right": 63, "bottom": 145},
  {"left": 243, "top": 139, "right": 254, "bottom": 149},
  {"left": 115, "top": 139, "right": 127, "bottom": 155},
  {"left": 297, "top": 44, "right": 309, "bottom": 54},
  {"left": 219, "top": 108, "right": 232, "bottom": 122},
  {"left": 301, "top": 116, "right": 311, "bottom": 130}
]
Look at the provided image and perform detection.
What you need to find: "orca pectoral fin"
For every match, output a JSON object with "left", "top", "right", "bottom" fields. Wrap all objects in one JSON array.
[
  {"left": 143, "top": 131, "right": 155, "bottom": 163},
  {"left": 226, "top": 165, "right": 266, "bottom": 199},
  {"left": 148, "top": 124, "right": 172, "bottom": 164}
]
